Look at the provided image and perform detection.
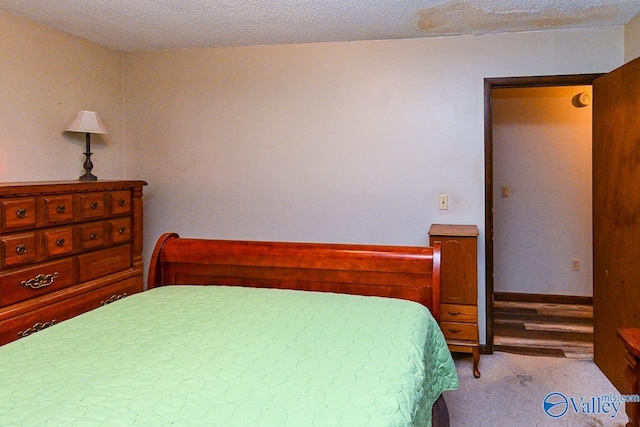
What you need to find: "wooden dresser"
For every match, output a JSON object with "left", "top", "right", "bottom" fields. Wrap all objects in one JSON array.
[
  {"left": 429, "top": 224, "right": 480, "bottom": 378},
  {"left": 617, "top": 328, "right": 640, "bottom": 427},
  {"left": 0, "top": 180, "right": 146, "bottom": 346}
]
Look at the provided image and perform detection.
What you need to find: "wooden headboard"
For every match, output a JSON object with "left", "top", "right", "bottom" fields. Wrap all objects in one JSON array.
[{"left": 148, "top": 233, "right": 442, "bottom": 321}]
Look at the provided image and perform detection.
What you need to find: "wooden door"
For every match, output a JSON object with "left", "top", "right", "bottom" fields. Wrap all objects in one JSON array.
[{"left": 593, "top": 56, "right": 640, "bottom": 392}]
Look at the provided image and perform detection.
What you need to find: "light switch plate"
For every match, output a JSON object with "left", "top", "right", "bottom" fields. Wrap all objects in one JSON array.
[{"left": 439, "top": 194, "right": 448, "bottom": 210}]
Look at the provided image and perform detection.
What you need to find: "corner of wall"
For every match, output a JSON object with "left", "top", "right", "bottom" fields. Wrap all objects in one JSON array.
[
  {"left": 625, "top": 13, "right": 640, "bottom": 63},
  {"left": 121, "top": 51, "right": 128, "bottom": 178}
]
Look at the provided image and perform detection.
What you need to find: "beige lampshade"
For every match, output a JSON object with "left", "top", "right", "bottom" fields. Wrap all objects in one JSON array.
[{"left": 65, "top": 110, "right": 108, "bottom": 134}]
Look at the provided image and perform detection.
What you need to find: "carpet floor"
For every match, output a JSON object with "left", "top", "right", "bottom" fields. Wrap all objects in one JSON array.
[{"left": 444, "top": 352, "right": 629, "bottom": 426}]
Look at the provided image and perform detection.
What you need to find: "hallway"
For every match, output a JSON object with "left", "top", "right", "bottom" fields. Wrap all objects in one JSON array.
[{"left": 494, "top": 299, "right": 593, "bottom": 359}]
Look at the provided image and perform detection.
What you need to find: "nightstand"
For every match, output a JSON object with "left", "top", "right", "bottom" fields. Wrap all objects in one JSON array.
[
  {"left": 429, "top": 224, "right": 480, "bottom": 378},
  {"left": 617, "top": 328, "right": 640, "bottom": 427}
]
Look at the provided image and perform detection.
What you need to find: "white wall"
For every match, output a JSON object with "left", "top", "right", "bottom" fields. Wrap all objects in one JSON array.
[
  {"left": 0, "top": 10, "right": 125, "bottom": 182},
  {"left": 124, "top": 27, "right": 623, "bottom": 344},
  {"left": 0, "top": 8, "right": 627, "bottom": 345},
  {"left": 493, "top": 86, "right": 593, "bottom": 297},
  {"left": 625, "top": 13, "right": 640, "bottom": 62}
]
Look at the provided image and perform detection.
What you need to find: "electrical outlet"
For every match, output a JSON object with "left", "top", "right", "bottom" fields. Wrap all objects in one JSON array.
[
  {"left": 572, "top": 259, "right": 580, "bottom": 271},
  {"left": 438, "top": 194, "right": 448, "bottom": 210},
  {"left": 501, "top": 186, "right": 510, "bottom": 198}
]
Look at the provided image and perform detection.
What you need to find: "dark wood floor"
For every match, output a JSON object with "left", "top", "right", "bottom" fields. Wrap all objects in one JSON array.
[{"left": 494, "top": 300, "right": 593, "bottom": 359}]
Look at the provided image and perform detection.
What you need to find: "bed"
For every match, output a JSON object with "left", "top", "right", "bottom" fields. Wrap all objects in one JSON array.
[{"left": 0, "top": 232, "right": 458, "bottom": 426}]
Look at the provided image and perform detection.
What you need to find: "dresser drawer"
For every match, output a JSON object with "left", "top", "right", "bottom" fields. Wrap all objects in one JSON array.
[
  {"left": 78, "top": 221, "right": 106, "bottom": 250},
  {"left": 441, "top": 321, "right": 478, "bottom": 341},
  {"left": 78, "top": 193, "right": 105, "bottom": 219},
  {"left": 0, "top": 276, "right": 142, "bottom": 345},
  {"left": 2, "top": 232, "right": 37, "bottom": 267},
  {"left": 43, "top": 195, "right": 74, "bottom": 224},
  {"left": 77, "top": 245, "right": 131, "bottom": 283},
  {"left": 109, "top": 190, "right": 131, "bottom": 216},
  {"left": 42, "top": 227, "right": 74, "bottom": 258},
  {"left": 0, "top": 259, "right": 75, "bottom": 307},
  {"left": 109, "top": 218, "right": 131, "bottom": 244},
  {"left": 441, "top": 304, "right": 477, "bottom": 323},
  {"left": 96, "top": 277, "right": 141, "bottom": 307},
  {"left": 1, "top": 198, "right": 36, "bottom": 230}
]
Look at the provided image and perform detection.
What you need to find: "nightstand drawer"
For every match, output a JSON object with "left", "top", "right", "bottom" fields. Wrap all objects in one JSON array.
[
  {"left": 441, "top": 304, "right": 477, "bottom": 323},
  {"left": 441, "top": 321, "right": 478, "bottom": 341},
  {"left": 0, "top": 258, "right": 75, "bottom": 307}
]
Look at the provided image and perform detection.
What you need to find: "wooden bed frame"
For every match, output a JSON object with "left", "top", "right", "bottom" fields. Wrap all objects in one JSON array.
[
  {"left": 149, "top": 232, "right": 443, "bottom": 320},
  {"left": 148, "top": 232, "right": 450, "bottom": 426}
]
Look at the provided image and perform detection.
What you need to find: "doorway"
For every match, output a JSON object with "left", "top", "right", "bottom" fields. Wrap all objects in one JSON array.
[{"left": 483, "top": 74, "right": 601, "bottom": 354}]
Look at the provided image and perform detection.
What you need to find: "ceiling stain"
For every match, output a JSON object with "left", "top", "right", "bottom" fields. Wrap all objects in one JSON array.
[{"left": 417, "top": 2, "right": 621, "bottom": 36}]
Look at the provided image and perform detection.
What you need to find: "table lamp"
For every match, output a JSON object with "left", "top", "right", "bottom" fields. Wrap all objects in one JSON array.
[{"left": 64, "top": 110, "right": 108, "bottom": 181}]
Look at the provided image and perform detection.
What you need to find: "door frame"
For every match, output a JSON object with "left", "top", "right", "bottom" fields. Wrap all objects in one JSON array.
[{"left": 483, "top": 73, "right": 602, "bottom": 354}]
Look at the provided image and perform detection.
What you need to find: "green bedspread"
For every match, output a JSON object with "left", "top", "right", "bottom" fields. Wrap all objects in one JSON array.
[{"left": 0, "top": 286, "right": 458, "bottom": 426}]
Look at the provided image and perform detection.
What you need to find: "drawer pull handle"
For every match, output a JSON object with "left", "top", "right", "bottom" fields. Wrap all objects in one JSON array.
[
  {"left": 18, "top": 320, "right": 56, "bottom": 338},
  {"left": 21, "top": 272, "right": 59, "bottom": 289},
  {"left": 101, "top": 293, "right": 128, "bottom": 306},
  {"left": 57, "top": 205, "right": 66, "bottom": 213},
  {"left": 118, "top": 227, "right": 126, "bottom": 234},
  {"left": 90, "top": 201, "right": 99, "bottom": 209},
  {"left": 90, "top": 232, "right": 99, "bottom": 240},
  {"left": 16, "top": 245, "right": 28, "bottom": 255},
  {"left": 448, "top": 329, "right": 461, "bottom": 334},
  {"left": 56, "top": 238, "right": 66, "bottom": 247},
  {"left": 16, "top": 208, "right": 28, "bottom": 218},
  {"left": 448, "top": 311, "right": 462, "bottom": 316},
  {"left": 118, "top": 199, "right": 126, "bottom": 207}
]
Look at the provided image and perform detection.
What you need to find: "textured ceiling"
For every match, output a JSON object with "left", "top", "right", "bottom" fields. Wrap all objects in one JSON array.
[{"left": 1, "top": 0, "right": 639, "bottom": 51}]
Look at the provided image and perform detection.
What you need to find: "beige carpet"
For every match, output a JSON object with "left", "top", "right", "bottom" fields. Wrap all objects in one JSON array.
[{"left": 445, "top": 352, "right": 629, "bottom": 426}]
